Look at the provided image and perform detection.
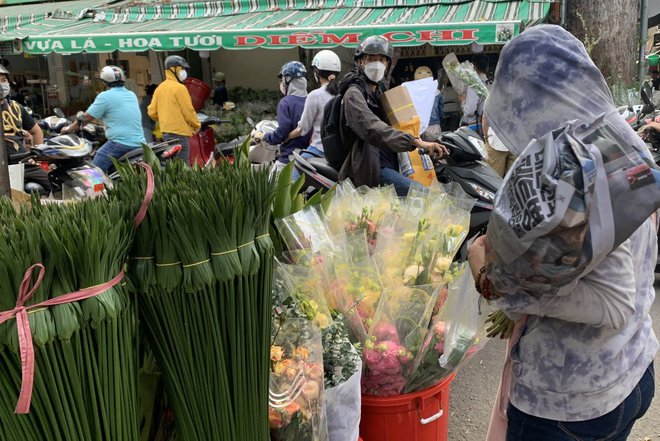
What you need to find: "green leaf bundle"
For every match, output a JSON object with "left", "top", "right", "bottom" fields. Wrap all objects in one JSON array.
[
  {"left": 0, "top": 193, "right": 141, "bottom": 441},
  {"left": 114, "top": 155, "right": 276, "bottom": 441}
]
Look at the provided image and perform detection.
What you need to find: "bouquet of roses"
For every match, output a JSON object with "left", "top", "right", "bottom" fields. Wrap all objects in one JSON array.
[
  {"left": 274, "top": 182, "right": 489, "bottom": 397},
  {"left": 272, "top": 265, "right": 362, "bottom": 441},
  {"left": 269, "top": 318, "right": 328, "bottom": 441}
]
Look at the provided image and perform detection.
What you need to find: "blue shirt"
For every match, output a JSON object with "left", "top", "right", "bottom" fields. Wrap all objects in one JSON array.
[{"left": 86, "top": 87, "right": 146, "bottom": 146}]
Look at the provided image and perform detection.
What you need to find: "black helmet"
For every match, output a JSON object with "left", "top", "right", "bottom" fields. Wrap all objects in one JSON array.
[
  {"left": 355, "top": 35, "right": 393, "bottom": 62},
  {"left": 164, "top": 55, "right": 190, "bottom": 69}
]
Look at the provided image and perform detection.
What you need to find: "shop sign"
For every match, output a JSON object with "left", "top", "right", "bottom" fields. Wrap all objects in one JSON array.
[{"left": 21, "top": 22, "right": 518, "bottom": 54}]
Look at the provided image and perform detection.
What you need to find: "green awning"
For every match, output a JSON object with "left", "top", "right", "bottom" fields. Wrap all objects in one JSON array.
[
  {"left": 9, "top": 0, "right": 554, "bottom": 53},
  {"left": 0, "top": 0, "right": 120, "bottom": 34}
]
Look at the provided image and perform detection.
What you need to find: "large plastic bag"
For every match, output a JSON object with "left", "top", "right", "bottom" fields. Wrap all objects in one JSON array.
[
  {"left": 324, "top": 358, "right": 362, "bottom": 441},
  {"left": 487, "top": 114, "right": 660, "bottom": 295}
]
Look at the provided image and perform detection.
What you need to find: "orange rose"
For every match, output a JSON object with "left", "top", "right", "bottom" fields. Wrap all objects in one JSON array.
[
  {"left": 302, "top": 381, "right": 320, "bottom": 401},
  {"left": 293, "top": 347, "right": 309, "bottom": 361}
]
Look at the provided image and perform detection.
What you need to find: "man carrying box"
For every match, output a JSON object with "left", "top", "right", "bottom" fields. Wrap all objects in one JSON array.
[{"left": 335, "top": 35, "right": 448, "bottom": 196}]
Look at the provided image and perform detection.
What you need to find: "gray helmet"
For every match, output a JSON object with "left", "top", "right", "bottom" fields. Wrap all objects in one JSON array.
[
  {"left": 0, "top": 64, "right": 9, "bottom": 77},
  {"left": 164, "top": 55, "right": 190, "bottom": 69},
  {"left": 355, "top": 35, "right": 393, "bottom": 63}
]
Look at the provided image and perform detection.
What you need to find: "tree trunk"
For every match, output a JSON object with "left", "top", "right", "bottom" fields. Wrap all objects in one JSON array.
[{"left": 565, "top": 0, "right": 640, "bottom": 85}]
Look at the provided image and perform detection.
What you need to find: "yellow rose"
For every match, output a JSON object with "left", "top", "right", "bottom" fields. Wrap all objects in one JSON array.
[
  {"left": 270, "top": 345, "right": 284, "bottom": 362},
  {"left": 314, "top": 313, "right": 331, "bottom": 329}
]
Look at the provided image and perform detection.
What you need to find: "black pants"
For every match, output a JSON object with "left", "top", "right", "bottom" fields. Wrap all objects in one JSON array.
[{"left": 24, "top": 164, "right": 51, "bottom": 191}]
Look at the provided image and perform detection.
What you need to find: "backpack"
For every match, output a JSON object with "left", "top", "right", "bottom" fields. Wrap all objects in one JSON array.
[{"left": 321, "top": 94, "right": 350, "bottom": 170}]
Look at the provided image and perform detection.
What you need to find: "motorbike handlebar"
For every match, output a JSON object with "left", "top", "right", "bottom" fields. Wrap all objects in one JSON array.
[{"left": 8, "top": 151, "right": 35, "bottom": 163}]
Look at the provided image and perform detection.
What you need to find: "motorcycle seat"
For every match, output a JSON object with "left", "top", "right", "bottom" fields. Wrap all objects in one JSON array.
[
  {"left": 306, "top": 157, "right": 339, "bottom": 182},
  {"left": 117, "top": 148, "right": 146, "bottom": 162}
]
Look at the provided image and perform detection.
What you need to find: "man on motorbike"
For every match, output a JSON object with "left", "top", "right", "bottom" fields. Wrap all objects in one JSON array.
[
  {"left": 335, "top": 35, "right": 448, "bottom": 196},
  {"left": 64, "top": 65, "right": 145, "bottom": 172},
  {"left": 148, "top": 55, "right": 201, "bottom": 163},
  {"left": 0, "top": 64, "right": 51, "bottom": 192}
]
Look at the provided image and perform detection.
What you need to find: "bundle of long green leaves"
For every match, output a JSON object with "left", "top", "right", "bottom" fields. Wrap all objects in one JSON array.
[
  {"left": 113, "top": 149, "right": 275, "bottom": 441},
  {"left": 0, "top": 194, "right": 140, "bottom": 440}
]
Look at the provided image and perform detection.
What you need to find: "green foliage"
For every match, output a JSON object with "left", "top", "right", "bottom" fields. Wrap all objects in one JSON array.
[{"left": 203, "top": 87, "right": 281, "bottom": 143}]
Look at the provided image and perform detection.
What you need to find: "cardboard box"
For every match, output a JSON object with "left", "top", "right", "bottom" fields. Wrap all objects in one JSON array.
[{"left": 380, "top": 85, "right": 418, "bottom": 126}]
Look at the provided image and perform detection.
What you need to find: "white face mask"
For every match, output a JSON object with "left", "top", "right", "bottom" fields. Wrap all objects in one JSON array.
[
  {"left": 0, "top": 83, "right": 10, "bottom": 99},
  {"left": 178, "top": 69, "right": 188, "bottom": 82},
  {"left": 364, "top": 61, "right": 387, "bottom": 83},
  {"left": 279, "top": 82, "right": 287, "bottom": 95}
]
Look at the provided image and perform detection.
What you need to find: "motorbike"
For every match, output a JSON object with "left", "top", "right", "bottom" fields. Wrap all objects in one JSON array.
[
  {"left": 207, "top": 117, "right": 279, "bottom": 168},
  {"left": 106, "top": 140, "right": 183, "bottom": 180},
  {"left": 293, "top": 126, "right": 502, "bottom": 257},
  {"left": 10, "top": 134, "right": 110, "bottom": 199},
  {"left": 189, "top": 112, "right": 231, "bottom": 167},
  {"left": 39, "top": 108, "right": 105, "bottom": 145}
]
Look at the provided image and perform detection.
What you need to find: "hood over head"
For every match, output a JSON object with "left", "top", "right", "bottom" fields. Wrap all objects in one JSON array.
[
  {"left": 286, "top": 77, "right": 308, "bottom": 97},
  {"left": 484, "top": 25, "right": 630, "bottom": 156}
]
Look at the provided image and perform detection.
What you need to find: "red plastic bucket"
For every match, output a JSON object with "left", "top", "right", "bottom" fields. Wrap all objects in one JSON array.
[
  {"left": 184, "top": 77, "right": 211, "bottom": 111},
  {"left": 360, "top": 374, "right": 455, "bottom": 441}
]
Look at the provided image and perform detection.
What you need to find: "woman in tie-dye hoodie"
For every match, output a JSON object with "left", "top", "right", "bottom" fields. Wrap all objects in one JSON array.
[{"left": 469, "top": 25, "right": 657, "bottom": 441}]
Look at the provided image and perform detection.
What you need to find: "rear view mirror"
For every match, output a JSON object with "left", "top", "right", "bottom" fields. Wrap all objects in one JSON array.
[
  {"left": 246, "top": 117, "right": 255, "bottom": 127},
  {"left": 640, "top": 81, "right": 655, "bottom": 115},
  {"left": 53, "top": 107, "right": 65, "bottom": 118}
]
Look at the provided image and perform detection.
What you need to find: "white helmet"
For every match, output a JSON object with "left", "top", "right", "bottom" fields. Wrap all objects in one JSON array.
[
  {"left": 100, "top": 65, "right": 126, "bottom": 84},
  {"left": 312, "top": 50, "right": 341, "bottom": 73}
]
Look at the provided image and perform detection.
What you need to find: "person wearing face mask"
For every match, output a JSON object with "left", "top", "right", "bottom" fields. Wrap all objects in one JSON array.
[
  {"left": 148, "top": 55, "right": 200, "bottom": 163},
  {"left": 336, "top": 35, "right": 448, "bottom": 196},
  {"left": 253, "top": 61, "right": 311, "bottom": 167},
  {"left": 64, "top": 65, "right": 145, "bottom": 173},
  {"left": 0, "top": 64, "right": 50, "bottom": 192}
]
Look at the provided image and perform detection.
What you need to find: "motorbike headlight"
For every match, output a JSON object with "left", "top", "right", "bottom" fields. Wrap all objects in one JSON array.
[{"left": 468, "top": 182, "right": 495, "bottom": 202}]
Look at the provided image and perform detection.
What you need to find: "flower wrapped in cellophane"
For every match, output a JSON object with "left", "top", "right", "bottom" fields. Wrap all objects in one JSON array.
[
  {"left": 273, "top": 181, "right": 489, "bottom": 397},
  {"left": 442, "top": 52, "right": 490, "bottom": 99},
  {"left": 405, "top": 264, "right": 492, "bottom": 393},
  {"left": 269, "top": 318, "right": 328, "bottom": 441}
]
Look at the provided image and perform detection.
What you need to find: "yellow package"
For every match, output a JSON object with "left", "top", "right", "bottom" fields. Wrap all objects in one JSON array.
[{"left": 393, "top": 117, "right": 436, "bottom": 187}]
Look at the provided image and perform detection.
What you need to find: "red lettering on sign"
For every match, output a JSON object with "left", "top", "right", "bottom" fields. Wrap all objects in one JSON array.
[
  {"left": 417, "top": 31, "right": 435, "bottom": 42},
  {"left": 383, "top": 31, "right": 415, "bottom": 43},
  {"left": 286, "top": 33, "right": 317, "bottom": 46},
  {"left": 234, "top": 35, "right": 268, "bottom": 46},
  {"left": 320, "top": 33, "right": 362, "bottom": 45},
  {"left": 270, "top": 35, "right": 285, "bottom": 45},
  {"left": 438, "top": 29, "right": 479, "bottom": 41}
]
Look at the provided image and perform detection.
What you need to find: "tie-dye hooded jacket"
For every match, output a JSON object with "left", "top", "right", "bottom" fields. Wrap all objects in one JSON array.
[{"left": 485, "top": 24, "right": 658, "bottom": 421}]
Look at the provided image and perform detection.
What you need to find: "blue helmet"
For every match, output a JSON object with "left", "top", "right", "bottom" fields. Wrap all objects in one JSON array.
[{"left": 278, "top": 61, "right": 307, "bottom": 84}]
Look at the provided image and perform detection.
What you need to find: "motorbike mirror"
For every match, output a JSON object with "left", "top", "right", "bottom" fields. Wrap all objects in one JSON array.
[
  {"left": 640, "top": 81, "right": 653, "bottom": 107},
  {"left": 53, "top": 107, "right": 65, "bottom": 118},
  {"left": 246, "top": 117, "right": 255, "bottom": 127}
]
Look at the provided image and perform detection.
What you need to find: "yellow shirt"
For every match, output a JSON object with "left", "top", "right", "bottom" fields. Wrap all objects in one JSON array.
[{"left": 147, "top": 70, "right": 201, "bottom": 137}]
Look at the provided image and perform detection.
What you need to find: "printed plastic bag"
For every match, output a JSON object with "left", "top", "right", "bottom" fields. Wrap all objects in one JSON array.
[
  {"left": 487, "top": 114, "right": 660, "bottom": 295},
  {"left": 324, "top": 358, "right": 362, "bottom": 441}
]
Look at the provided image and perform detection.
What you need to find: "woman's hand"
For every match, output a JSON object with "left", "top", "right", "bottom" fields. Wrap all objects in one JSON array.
[{"left": 467, "top": 235, "right": 487, "bottom": 281}]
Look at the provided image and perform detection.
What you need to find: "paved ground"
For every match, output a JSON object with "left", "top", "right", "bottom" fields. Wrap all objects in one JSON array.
[{"left": 448, "top": 285, "right": 660, "bottom": 441}]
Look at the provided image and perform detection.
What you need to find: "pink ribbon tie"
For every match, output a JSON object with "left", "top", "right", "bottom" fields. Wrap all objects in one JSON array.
[{"left": 0, "top": 265, "right": 125, "bottom": 414}]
